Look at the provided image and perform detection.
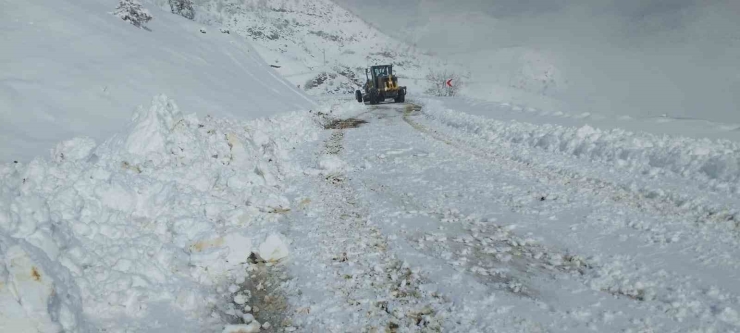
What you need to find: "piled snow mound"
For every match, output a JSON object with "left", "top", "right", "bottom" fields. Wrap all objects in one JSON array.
[
  {"left": 0, "top": 0, "right": 314, "bottom": 161},
  {"left": 0, "top": 95, "right": 321, "bottom": 331},
  {"left": 418, "top": 98, "right": 740, "bottom": 194}
]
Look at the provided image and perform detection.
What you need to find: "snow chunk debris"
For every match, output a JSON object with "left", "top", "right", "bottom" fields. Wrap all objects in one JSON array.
[
  {"left": 318, "top": 154, "right": 349, "bottom": 173},
  {"left": 0, "top": 239, "right": 84, "bottom": 332},
  {"left": 718, "top": 307, "right": 740, "bottom": 326},
  {"left": 226, "top": 132, "right": 249, "bottom": 166},
  {"left": 51, "top": 137, "right": 97, "bottom": 163},
  {"left": 258, "top": 234, "right": 289, "bottom": 262},
  {"left": 234, "top": 293, "right": 249, "bottom": 305},
  {"left": 222, "top": 322, "right": 261, "bottom": 333},
  {"left": 225, "top": 234, "right": 253, "bottom": 266},
  {"left": 124, "top": 94, "right": 183, "bottom": 157}
]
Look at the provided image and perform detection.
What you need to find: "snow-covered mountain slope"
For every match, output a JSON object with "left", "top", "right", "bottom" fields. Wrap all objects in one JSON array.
[
  {"left": 173, "top": 0, "right": 461, "bottom": 96},
  {"left": 0, "top": 0, "right": 314, "bottom": 161}
]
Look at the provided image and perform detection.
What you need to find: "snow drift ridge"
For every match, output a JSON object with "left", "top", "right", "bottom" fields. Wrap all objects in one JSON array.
[
  {"left": 0, "top": 94, "right": 320, "bottom": 332},
  {"left": 420, "top": 98, "right": 740, "bottom": 194}
]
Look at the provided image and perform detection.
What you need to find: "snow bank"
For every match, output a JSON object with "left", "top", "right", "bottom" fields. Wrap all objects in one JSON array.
[
  {"left": 0, "top": 0, "right": 315, "bottom": 161},
  {"left": 0, "top": 95, "right": 320, "bottom": 331},
  {"left": 418, "top": 98, "right": 740, "bottom": 194}
]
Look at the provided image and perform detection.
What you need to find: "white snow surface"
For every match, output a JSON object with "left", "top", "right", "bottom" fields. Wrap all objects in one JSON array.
[
  {"left": 4, "top": 93, "right": 740, "bottom": 331},
  {"left": 0, "top": 0, "right": 314, "bottom": 161}
]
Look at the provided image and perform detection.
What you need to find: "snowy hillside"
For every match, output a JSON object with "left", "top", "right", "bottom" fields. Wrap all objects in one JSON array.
[
  {"left": 0, "top": 0, "right": 314, "bottom": 161},
  {"left": 167, "top": 0, "right": 462, "bottom": 96}
]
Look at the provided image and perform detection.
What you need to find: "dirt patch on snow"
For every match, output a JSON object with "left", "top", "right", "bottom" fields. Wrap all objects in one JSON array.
[
  {"left": 324, "top": 131, "right": 344, "bottom": 155},
  {"left": 231, "top": 257, "right": 293, "bottom": 332},
  {"left": 404, "top": 104, "right": 422, "bottom": 113},
  {"left": 323, "top": 118, "right": 368, "bottom": 130}
]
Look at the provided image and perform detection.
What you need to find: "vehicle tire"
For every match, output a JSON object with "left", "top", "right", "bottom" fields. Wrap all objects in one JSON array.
[
  {"left": 394, "top": 89, "right": 405, "bottom": 103},
  {"left": 369, "top": 89, "right": 379, "bottom": 105},
  {"left": 355, "top": 90, "right": 363, "bottom": 103}
]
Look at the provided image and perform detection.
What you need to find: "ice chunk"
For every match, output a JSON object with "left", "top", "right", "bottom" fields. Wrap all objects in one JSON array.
[
  {"left": 222, "top": 322, "right": 261, "bottom": 333},
  {"left": 124, "top": 95, "right": 183, "bottom": 157},
  {"left": 51, "top": 137, "right": 97, "bottom": 162},
  {"left": 226, "top": 133, "right": 249, "bottom": 166},
  {"left": 224, "top": 233, "right": 253, "bottom": 265},
  {"left": 0, "top": 242, "right": 83, "bottom": 332},
  {"left": 258, "top": 234, "right": 289, "bottom": 262},
  {"left": 234, "top": 293, "right": 249, "bottom": 305},
  {"left": 318, "top": 154, "right": 348, "bottom": 173}
]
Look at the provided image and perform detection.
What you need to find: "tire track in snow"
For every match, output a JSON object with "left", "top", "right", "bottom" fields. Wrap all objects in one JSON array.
[
  {"left": 332, "top": 105, "right": 610, "bottom": 331},
  {"left": 358, "top": 176, "right": 593, "bottom": 299},
  {"left": 282, "top": 115, "right": 448, "bottom": 331}
]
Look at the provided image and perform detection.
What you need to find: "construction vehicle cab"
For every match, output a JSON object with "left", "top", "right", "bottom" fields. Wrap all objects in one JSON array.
[{"left": 355, "top": 64, "right": 406, "bottom": 104}]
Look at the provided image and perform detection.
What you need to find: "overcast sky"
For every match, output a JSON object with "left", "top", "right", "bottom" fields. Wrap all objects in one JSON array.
[{"left": 335, "top": 0, "right": 734, "bottom": 51}]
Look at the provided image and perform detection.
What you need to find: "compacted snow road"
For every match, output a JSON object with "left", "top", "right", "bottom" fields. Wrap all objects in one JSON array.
[{"left": 277, "top": 101, "right": 740, "bottom": 332}]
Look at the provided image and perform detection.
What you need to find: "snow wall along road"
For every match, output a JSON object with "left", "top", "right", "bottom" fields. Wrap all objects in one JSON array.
[{"left": 0, "top": 0, "right": 320, "bottom": 331}]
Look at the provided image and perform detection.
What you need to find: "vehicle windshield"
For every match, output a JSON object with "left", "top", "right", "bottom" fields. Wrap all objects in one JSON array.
[{"left": 373, "top": 67, "right": 390, "bottom": 76}]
